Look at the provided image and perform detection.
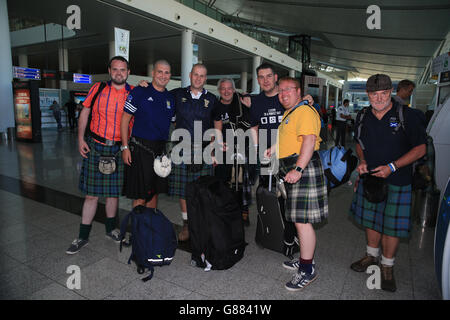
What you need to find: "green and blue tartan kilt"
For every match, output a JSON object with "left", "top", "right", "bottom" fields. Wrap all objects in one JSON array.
[
  {"left": 281, "top": 153, "right": 329, "bottom": 224},
  {"left": 168, "top": 162, "right": 213, "bottom": 199},
  {"left": 78, "top": 137, "right": 123, "bottom": 197},
  {"left": 350, "top": 178, "right": 412, "bottom": 238}
]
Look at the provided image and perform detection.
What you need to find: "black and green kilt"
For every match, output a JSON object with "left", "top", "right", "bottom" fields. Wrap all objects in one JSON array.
[
  {"left": 168, "top": 162, "right": 213, "bottom": 199},
  {"left": 78, "top": 136, "right": 123, "bottom": 197},
  {"left": 280, "top": 152, "right": 329, "bottom": 224},
  {"left": 122, "top": 137, "right": 168, "bottom": 201},
  {"left": 350, "top": 177, "right": 412, "bottom": 238}
]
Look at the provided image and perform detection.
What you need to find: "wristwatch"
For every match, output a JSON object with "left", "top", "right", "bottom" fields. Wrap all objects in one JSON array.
[
  {"left": 295, "top": 166, "right": 304, "bottom": 173},
  {"left": 120, "top": 145, "right": 129, "bottom": 151}
]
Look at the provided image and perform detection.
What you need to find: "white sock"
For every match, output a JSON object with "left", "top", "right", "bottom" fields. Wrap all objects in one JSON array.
[
  {"left": 181, "top": 212, "right": 188, "bottom": 221},
  {"left": 366, "top": 245, "right": 380, "bottom": 258},
  {"left": 381, "top": 255, "right": 395, "bottom": 266}
]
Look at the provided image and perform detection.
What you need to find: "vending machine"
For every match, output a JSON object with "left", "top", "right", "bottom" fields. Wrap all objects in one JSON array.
[{"left": 12, "top": 80, "right": 42, "bottom": 142}]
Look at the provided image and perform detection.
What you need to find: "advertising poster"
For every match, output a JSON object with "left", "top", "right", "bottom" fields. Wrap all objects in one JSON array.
[{"left": 13, "top": 88, "right": 32, "bottom": 139}]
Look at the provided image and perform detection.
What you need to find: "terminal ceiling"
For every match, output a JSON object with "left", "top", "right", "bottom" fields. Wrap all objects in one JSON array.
[
  {"left": 8, "top": 0, "right": 450, "bottom": 82},
  {"left": 8, "top": 0, "right": 261, "bottom": 81},
  {"left": 212, "top": 0, "right": 450, "bottom": 81}
]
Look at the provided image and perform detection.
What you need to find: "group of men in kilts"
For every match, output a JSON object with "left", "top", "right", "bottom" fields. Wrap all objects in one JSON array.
[{"left": 66, "top": 54, "right": 427, "bottom": 293}]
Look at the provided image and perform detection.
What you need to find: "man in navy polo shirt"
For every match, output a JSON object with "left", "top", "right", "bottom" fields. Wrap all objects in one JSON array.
[
  {"left": 350, "top": 74, "right": 426, "bottom": 292},
  {"left": 170, "top": 63, "right": 222, "bottom": 241},
  {"left": 120, "top": 60, "right": 175, "bottom": 209}
]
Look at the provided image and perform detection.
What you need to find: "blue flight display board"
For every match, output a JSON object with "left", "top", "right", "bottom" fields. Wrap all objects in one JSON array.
[
  {"left": 73, "top": 73, "right": 91, "bottom": 84},
  {"left": 13, "top": 66, "right": 41, "bottom": 80}
]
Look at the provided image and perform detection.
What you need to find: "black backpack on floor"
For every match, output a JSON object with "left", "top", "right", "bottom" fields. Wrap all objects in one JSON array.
[{"left": 186, "top": 175, "right": 247, "bottom": 270}]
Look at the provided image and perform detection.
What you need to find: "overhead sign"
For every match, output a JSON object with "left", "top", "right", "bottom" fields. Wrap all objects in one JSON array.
[
  {"left": 73, "top": 73, "right": 92, "bottom": 84},
  {"left": 440, "top": 71, "right": 450, "bottom": 84},
  {"left": 348, "top": 83, "right": 367, "bottom": 91},
  {"left": 432, "top": 52, "right": 450, "bottom": 76},
  {"left": 13, "top": 66, "right": 41, "bottom": 80},
  {"left": 42, "top": 69, "right": 58, "bottom": 79},
  {"left": 114, "top": 27, "right": 130, "bottom": 61}
]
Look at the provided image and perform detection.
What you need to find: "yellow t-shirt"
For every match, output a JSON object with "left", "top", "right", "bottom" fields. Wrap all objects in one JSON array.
[{"left": 277, "top": 105, "right": 322, "bottom": 158}]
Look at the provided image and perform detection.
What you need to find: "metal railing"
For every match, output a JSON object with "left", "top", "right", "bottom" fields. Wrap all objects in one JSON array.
[{"left": 176, "top": 0, "right": 303, "bottom": 60}]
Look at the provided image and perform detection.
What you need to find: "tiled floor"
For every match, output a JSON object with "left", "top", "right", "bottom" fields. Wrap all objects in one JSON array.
[{"left": 0, "top": 129, "right": 442, "bottom": 300}]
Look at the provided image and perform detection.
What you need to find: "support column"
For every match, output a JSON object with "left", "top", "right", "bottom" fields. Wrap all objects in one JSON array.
[
  {"left": 147, "top": 55, "right": 155, "bottom": 78},
  {"left": 252, "top": 56, "right": 262, "bottom": 94},
  {"left": 289, "top": 69, "right": 296, "bottom": 78},
  {"left": 325, "top": 84, "right": 329, "bottom": 108},
  {"left": 181, "top": 29, "right": 193, "bottom": 88},
  {"left": 109, "top": 41, "right": 115, "bottom": 60},
  {"left": 18, "top": 54, "right": 28, "bottom": 68},
  {"left": 0, "top": 0, "right": 15, "bottom": 134},
  {"left": 240, "top": 71, "right": 248, "bottom": 93},
  {"left": 335, "top": 87, "right": 339, "bottom": 106},
  {"left": 147, "top": 64, "right": 154, "bottom": 78},
  {"left": 58, "top": 47, "right": 68, "bottom": 90}
]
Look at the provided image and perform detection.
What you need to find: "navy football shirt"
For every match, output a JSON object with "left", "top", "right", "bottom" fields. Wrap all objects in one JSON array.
[{"left": 124, "top": 84, "right": 175, "bottom": 141}]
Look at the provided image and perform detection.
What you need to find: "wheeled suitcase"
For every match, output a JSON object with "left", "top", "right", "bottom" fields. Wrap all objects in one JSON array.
[
  {"left": 186, "top": 175, "right": 247, "bottom": 270},
  {"left": 255, "top": 172, "right": 299, "bottom": 258}
]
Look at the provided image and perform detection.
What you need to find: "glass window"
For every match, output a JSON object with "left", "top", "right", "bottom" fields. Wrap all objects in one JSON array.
[{"left": 194, "top": 1, "right": 206, "bottom": 14}]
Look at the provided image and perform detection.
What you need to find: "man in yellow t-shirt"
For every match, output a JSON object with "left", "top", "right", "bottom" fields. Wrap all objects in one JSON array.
[{"left": 266, "top": 76, "right": 328, "bottom": 292}]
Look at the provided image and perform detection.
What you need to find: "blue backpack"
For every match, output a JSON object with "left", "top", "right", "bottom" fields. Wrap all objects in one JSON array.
[
  {"left": 298, "top": 104, "right": 358, "bottom": 191},
  {"left": 119, "top": 205, "right": 177, "bottom": 282},
  {"left": 318, "top": 146, "right": 358, "bottom": 191}
]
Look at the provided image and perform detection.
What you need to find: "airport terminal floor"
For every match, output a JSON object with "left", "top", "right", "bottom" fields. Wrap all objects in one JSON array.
[{"left": 0, "top": 128, "right": 442, "bottom": 300}]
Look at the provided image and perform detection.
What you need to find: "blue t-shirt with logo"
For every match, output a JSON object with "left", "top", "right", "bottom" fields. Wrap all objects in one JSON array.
[
  {"left": 249, "top": 92, "right": 284, "bottom": 147},
  {"left": 124, "top": 84, "right": 175, "bottom": 141}
]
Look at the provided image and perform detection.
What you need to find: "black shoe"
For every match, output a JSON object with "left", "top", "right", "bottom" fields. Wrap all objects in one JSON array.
[{"left": 66, "top": 239, "right": 89, "bottom": 255}]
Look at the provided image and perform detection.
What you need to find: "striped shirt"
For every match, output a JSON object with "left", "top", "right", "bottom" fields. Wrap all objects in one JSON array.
[{"left": 82, "top": 81, "right": 133, "bottom": 142}]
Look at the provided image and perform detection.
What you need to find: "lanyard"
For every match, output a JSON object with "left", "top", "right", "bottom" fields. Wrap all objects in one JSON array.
[{"left": 281, "top": 99, "right": 309, "bottom": 122}]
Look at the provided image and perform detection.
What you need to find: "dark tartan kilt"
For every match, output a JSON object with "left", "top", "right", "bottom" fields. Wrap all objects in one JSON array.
[
  {"left": 78, "top": 137, "right": 123, "bottom": 197},
  {"left": 350, "top": 177, "right": 412, "bottom": 238},
  {"left": 281, "top": 152, "right": 329, "bottom": 224},
  {"left": 168, "top": 162, "right": 213, "bottom": 199},
  {"left": 214, "top": 162, "right": 252, "bottom": 208},
  {"left": 122, "top": 137, "right": 168, "bottom": 201}
]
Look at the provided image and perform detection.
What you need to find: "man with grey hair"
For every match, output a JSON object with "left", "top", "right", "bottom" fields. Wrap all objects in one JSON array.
[
  {"left": 350, "top": 74, "right": 426, "bottom": 292},
  {"left": 215, "top": 77, "right": 252, "bottom": 225}
]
